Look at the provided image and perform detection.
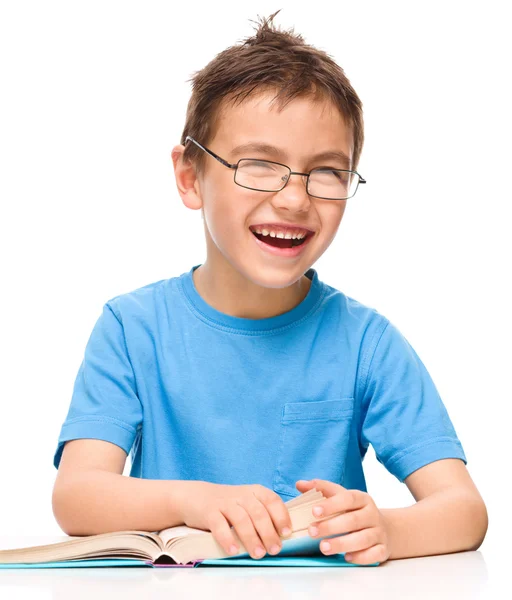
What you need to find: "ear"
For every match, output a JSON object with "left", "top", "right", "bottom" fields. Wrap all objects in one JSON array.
[{"left": 171, "top": 144, "right": 203, "bottom": 211}]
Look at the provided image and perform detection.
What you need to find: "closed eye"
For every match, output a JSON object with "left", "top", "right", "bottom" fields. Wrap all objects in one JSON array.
[{"left": 313, "top": 166, "right": 345, "bottom": 172}]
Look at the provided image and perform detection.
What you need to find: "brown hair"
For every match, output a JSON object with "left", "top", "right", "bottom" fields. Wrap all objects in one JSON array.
[{"left": 179, "top": 9, "right": 364, "bottom": 177}]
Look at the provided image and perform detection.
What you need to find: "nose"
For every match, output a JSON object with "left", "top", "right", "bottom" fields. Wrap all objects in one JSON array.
[{"left": 271, "top": 172, "right": 311, "bottom": 212}]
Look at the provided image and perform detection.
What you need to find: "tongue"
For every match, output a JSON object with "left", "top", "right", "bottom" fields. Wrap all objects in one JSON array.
[{"left": 254, "top": 232, "right": 294, "bottom": 248}]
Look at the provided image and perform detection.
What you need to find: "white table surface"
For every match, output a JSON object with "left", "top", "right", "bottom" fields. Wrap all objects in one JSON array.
[{"left": 0, "top": 536, "right": 506, "bottom": 599}]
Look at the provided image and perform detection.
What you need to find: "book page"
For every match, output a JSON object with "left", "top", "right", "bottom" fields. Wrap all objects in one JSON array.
[
  {"left": 0, "top": 535, "right": 77, "bottom": 552},
  {"left": 156, "top": 489, "right": 325, "bottom": 554},
  {"left": 158, "top": 525, "right": 209, "bottom": 547}
]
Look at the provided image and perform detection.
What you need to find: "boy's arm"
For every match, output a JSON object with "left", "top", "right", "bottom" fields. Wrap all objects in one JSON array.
[
  {"left": 52, "top": 439, "right": 194, "bottom": 536},
  {"left": 380, "top": 458, "right": 488, "bottom": 560}
]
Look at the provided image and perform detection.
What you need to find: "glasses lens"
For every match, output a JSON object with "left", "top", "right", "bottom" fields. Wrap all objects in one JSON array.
[
  {"left": 235, "top": 159, "right": 289, "bottom": 192},
  {"left": 308, "top": 168, "right": 359, "bottom": 199}
]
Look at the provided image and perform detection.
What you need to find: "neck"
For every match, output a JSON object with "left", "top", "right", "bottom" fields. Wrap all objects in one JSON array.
[{"left": 193, "top": 261, "right": 312, "bottom": 320}]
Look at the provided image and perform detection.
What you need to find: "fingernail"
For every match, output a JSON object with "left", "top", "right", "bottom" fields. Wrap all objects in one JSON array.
[
  {"left": 270, "top": 544, "right": 280, "bottom": 554},
  {"left": 321, "top": 541, "right": 331, "bottom": 552},
  {"left": 313, "top": 506, "right": 323, "bottom": 516},
  {"left": 309, "top": 526, "right": 318, "bottom": 536},
  {"left": 281, "top": 527, "right": 291, "bottom": 536},
  {"left": 229, "top": 544, "right": 239, "bottom": 555},
  {"left": 254, "top": 546, "right": 265, "bottom": 558}
]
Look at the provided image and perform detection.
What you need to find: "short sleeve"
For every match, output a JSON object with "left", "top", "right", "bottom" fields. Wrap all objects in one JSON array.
[
  {"left": 358, "top": 318, "right": 467, "bottom": 483},
  {"left": 53, "top": 302, "right": 143, "bottom": 470}
]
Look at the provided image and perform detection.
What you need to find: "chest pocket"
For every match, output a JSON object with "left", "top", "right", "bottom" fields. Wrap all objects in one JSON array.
[{"left": 272, "top": 398, "right": 355, "bottom": 498}]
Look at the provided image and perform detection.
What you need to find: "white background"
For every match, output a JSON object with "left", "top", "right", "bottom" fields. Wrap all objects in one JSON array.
[{"left": 0, "top": 0, "right": 510, "bottom": 563}]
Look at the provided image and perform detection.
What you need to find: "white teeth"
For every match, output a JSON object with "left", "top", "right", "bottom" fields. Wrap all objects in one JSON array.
[{"left": 252, "top": 227, "right": 307, "bottom": 239}]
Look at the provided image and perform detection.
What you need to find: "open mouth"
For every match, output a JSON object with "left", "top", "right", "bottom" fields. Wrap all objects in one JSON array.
[{"left": 250, "top": 230, "right": 312, "bottom": 248}]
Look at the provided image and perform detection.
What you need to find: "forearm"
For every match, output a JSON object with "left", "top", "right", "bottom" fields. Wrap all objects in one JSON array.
[
  {"left": 380, "top": 488, "right": 488, "bottom": 560},
  {"left": 52, "top": 470, "right": 202, "bottom": 536}
]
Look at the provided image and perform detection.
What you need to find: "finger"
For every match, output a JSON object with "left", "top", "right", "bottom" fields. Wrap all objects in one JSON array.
[
  {"left": 206, "top": 507, "right": 244, "bottom": 557},
  {"left": 254, "top": 486, "right": 293, "bottom": 539},
  {"left": 317, "top": 527, "right": 381, "bottom": 556},
  {"left": 309, "top": 504, "right": 376, "bottom": 538},
  {"left": 306, "top": 480, "right": 368, "bottom": 517},
  {"left": 237, "top": 494, "right": 282, "bottom": 556},
  {"left": 222, "top": 500, "right": 268, "bottom": 560},
  {"left": 296, "top": 480, "right": 316, "bottom": 489},
  {"left": 296, "top": 478, "right": 346, "bottom": 499},
  {"left": 343, "top": 543, "right": 389, "bottom": 565}
]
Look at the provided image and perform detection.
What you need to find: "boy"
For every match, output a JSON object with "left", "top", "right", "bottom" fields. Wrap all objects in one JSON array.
[{"left": 52, "top": 11, "right": 487, "bottom": 565}]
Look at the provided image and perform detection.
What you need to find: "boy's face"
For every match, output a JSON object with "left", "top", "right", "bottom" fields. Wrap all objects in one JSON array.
[{"left": 174, "top": 90, "right": 353, "bottom": 290}]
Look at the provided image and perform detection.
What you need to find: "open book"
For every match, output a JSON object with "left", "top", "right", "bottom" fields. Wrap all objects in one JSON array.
[{"left": 0, "top": 489, "right": 379, "bottom": 568}]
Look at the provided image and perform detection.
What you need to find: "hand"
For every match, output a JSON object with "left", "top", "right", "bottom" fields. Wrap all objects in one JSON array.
[
  {"left": 178, "top": 481, "right": 293, "bottom": 560},
  {"left": 296, "top": 478, "right": 392, "bottom": 565}
]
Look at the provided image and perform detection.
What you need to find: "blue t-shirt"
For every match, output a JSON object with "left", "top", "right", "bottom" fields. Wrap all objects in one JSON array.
[{"left": 53, "top": 264, "right": 466, "bottom": 500}]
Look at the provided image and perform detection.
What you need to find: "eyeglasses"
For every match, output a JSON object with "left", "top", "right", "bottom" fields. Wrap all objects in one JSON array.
[{"left": 185, "top": 136, "right": 366, "bottom": 200}]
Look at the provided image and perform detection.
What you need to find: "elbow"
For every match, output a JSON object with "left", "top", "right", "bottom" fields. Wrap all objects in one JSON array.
[
  {"left": 467, "top": 497, "right": 489, "bottom": 551},
  {"left": 52, "top": 482, "right": 83, "bottom": 537},
  {"left": 52, "top": 485, "right": 71, "bottom": 535}
]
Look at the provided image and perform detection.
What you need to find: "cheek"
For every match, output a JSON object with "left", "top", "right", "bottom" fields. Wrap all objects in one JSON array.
[
  {"left": 321, "top": 204, "right": 345, "bottom": 236},
  {"left": 208, "top": 187, "right": 261, "bottom": 228},
  {"left": 203, "top": 194, "right": 250, "bottom": 246}
]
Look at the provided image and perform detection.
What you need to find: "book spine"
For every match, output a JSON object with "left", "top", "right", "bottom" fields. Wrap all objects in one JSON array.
[{"left": 147, "top": 560, "right": 203, "bottom": 568}]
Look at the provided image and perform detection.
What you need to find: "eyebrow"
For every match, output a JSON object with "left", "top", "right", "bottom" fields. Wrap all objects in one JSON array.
[{"left": 230, "top": 142, "right": 352, "bottom": 168}]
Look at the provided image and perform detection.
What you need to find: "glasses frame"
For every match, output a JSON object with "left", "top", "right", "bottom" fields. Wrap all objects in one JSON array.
[{"left": 185, "top": 136, "right": 366, "bottom": 200}]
